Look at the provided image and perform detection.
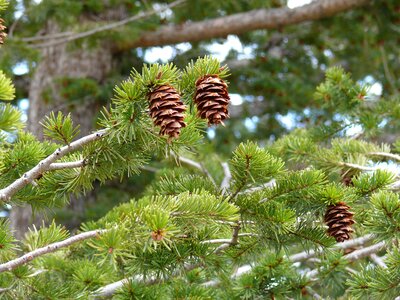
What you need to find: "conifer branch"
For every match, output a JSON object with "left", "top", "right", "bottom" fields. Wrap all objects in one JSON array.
[
  {"left": 0, "top": 229, "right": 106, "bottom": 273},
  {"left": 26, "top": 0, "right": 186, "bottom": 48},
  {"left": 0, "top": 129, "right": 107, "bottom": 202}
]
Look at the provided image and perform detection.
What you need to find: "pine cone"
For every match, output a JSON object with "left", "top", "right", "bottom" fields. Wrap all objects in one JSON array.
[
  {"left": 148, "top": 85, "right": 186, "bottom": 139},
  {"left": 194, "top": 75, "right": 230, "bottom": 126},
  {"left": 324, "top": 202, "right": 355, "bottom": 242},
  {"left": 0, "top": 19, "right": 7, "bottom": 45}
]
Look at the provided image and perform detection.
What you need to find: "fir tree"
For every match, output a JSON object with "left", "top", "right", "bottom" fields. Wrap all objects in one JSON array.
[{"left": 1, "top": 0, "right": 400, "bottom": 299}]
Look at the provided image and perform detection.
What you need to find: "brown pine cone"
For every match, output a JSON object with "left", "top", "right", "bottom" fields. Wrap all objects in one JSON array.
[
  {"left": 148, "top": 85, "right": 186, "bottom": 140},
  {"left": 0, "top": 19, "right": 7, "bottom": 45},
  {"left": 194, "top": 74, "right": 230, "bottom": 126},
  {"left": 324, "top": 202, "right": 355, "bottom": 242}
]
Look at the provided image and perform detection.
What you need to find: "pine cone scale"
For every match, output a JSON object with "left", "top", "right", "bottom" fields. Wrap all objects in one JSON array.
[
  {"left": 194, "top": 74, "right": 230, "bottom": 126},
  {"left": 324, "top": 202, "right": 355, "bottom": 242},
  {"left": 148, "top": 85, "right": 186, "bottom": 140},
  {"left": 0, "top": 19, "right": 7, "bottom": 45}
]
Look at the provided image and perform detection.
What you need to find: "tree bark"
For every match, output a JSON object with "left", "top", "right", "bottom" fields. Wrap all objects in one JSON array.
[{"left": 10, "top": 21, "right": 113, "bottom": 238}]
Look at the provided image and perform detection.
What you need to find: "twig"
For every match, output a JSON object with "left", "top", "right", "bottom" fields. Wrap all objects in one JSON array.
[
  {"left": 93, "top": 263, "right": 199, "bottom": 298},
  {"left": 201, "top": 239, "right": 232, "bottom": 245},
  {"left": 306, "top": 241, "right": 386, "bottom": 278},
  {"left": 240, "top": 179, "right": 276, "bottom": 195},
  {"left": 368, "top": 152, "right": 400, "bottom": 162},
  {"left": 214, "top": 223, "right": 240, "bottom": 254},
  {"left": 171, "top": 152, "right": 216, "bottom": 186},
  {"left": 0, "top": 230, "right": 106, "bottom": 273},
  {"left": 203, "top": 234, "right": 376, "bottom": 287},
  {"left": 0, "top": 129, "right": 107, "bottom": 202},
  {"left": 220, "top": 162, "right": 232, "bottom": 195},
  {"left": 48, "top": 159, "right": 86, "bottom": 171},
  {"left": 28, "top": 0, "right": 186, "bottom": 49},
  {"left": 339, "top": 162, "right": 383, "bottom": 172},
  {"left": 140, "top": 165, "right": 159, "bottom": 173},
  {"left": 289, "top": 234, "right": 374, "bottom": 262},
  {"left": 369, "top": 253, "right": 387, "bottom": 269},
  {"left": 21, "top": 31, "right": 74, "bottom": 42},
  {"left": 305, "top": 286, "right": 322, "bottom": 299}
]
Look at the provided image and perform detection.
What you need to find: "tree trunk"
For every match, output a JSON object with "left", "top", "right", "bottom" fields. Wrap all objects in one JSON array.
[{"left": 10, "top": 21, "right": 113, "bottom": 238}]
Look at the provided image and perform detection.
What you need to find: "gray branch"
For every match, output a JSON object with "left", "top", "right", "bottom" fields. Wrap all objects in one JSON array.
[
  {"left": 118, "top": 0, "right": 370, "bottom": 50},
  {"left": 25, "top": 0, "right": 187, "bottom": 48},
  {"left": 0, "top": 129, "right": 107, "bottom": 202},
  {"left": 220, "top": 162, "right": 232, "bottom": 195},
  {"left": 0, "top": 229, "right": 106, "bottom": 273}
]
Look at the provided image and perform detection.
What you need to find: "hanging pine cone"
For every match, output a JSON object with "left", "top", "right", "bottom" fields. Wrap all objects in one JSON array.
[
  {"left": 324, "top": 202, "right": 355, "bottom": 242},
  {"left": 148, "top": 85, "right": 186, "bottom": 140},
  {"left": 194, "top": 74, "right": 230, "bottom": 126},
  {"left": 0, "top": 19, "right": 7, "bottom": 45}
]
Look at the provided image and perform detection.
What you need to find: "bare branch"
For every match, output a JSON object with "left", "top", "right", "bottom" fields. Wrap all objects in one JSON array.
[
  {"left": 27, "top": 0, "right": 186, "bottom": 48},
  {"left": 220, "top": 162, "right": 232, "bottom": 195},
  {"left": 21, "top": 31, "right": 74, "bottom": 42},
  {"left": 306, "top": 241, "right": 386, "bottom": 278},
  {"left": 203, "top": 234, "right": 375, "bottom": 287},
  {"left": 368, "top": 151, "right": 400, "bottom": 162},
  {"left": 48, "top": 159, "right": 86, "bottom": 171},
  {"left": 0, "top": 129, "right": 107, "bottom": 202},
  {"left": 171, "top": 152, "right": 216, "bottom": 186},
  {"left": 305, "top": 286, "right": 322, "bottom": 299},
  {"left": 0, "top": 229, "right": 106, "bottom": 273},
  {"left": 241, "top": 179, "right": 276, "bottom": 196},
  {"left": 344, "top": 241, "right": 386, "bottom": 262},
  {"left": 21, "top": 0, "right": 369, "bottom": 51},
  {"left": 93, "top": 263, "right": 199, "bottom": 298},
  {"left": 201, "top": 239, "right": 232, "bottom": 245},
  {"left": 369, "top": 253, "right": 387, "bottom": 269},
  {"left": 117, "top": 0, "right": 370, "bottom": 51},
  {"left": 339, "top": 162, "right": 386, "bottom": 172},
  {"left": 289, "top": 234, "right": 375, "bottom": 262},
  {"left": 214, "top": 223, "right": 240, "bottom": 254}
]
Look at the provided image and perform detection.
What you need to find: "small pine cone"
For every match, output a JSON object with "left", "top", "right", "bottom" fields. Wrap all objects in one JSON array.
[
  {"left": 148, "top": 85, "right": 186, "bottom": 139},
  {"left": 194, "top": 75, "right": 230, "bottom": 126},
  {"left": 0, "top": 19, "right": 7, "bottom": 45},
  {"left": 324, "top": 202, "right": 355, "bottom": 242}
]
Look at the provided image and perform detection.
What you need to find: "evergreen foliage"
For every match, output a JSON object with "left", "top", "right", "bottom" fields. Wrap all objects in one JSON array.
[
  {"left": 1, "top": 0, "right": 400, "bottom": 294},
  {"left": 0, "top": 55, "right": 399, "bottom": 298}
]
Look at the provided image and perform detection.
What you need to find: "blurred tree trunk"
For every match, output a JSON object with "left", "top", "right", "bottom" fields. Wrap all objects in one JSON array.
[{"left": 10, "top": 21, "right": 113, "bottom": 238}]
